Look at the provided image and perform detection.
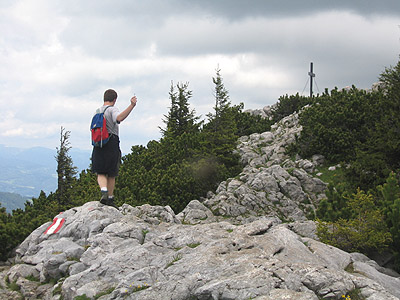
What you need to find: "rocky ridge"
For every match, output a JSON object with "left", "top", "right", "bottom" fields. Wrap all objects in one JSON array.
[{"left": 1, "top": 110, "right": 399, "bottom": 300}]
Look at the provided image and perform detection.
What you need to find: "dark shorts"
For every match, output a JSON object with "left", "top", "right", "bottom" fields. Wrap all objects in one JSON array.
[{"left": 91, "top": 135, "right": 121, "bottom": 177}]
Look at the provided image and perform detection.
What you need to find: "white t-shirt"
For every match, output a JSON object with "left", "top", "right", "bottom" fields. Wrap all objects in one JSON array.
[{"left": 100, "top": 105, "right": 120, "bottom": 136}]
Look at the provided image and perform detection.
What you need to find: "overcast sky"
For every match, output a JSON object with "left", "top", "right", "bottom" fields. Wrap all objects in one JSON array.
[{"left": 1, "top": 0, "right": 399, "bottom": 154}]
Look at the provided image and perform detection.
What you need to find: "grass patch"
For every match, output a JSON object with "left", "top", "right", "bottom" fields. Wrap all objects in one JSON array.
[
  {"left": 5, "top": 275, "right": 20, "bottom": 292},
  {"left": 345, "top": 262, "right": 355, "bottom": 273},
  {"left": 340, "top": 289, "right": 365, "bottom": 300},
  {"left": 52, "top": 278, "right": 66, "bottom": 296},
  {"left": 73, "top": 295, "right": 91, "bottom": 300},
  {"left": 94, "top": 287, "right": 115, "bottom": 299},
  {"left": 42, "top": 277, "right": 59, "bottom": 286},
  {"left": 347, "top": 288, "right": 365, "bottom": 300},
  {"left": 133, "top": 284, "right": 150, "bottom": 293},
  {"left": 67, "top": 256, "right": 80, "bottom": 262},
  {"left": 287, "top": 167, "right": 295, "bottom": 175},
  {"left": 7, "top": 280, "right": 20, "bottom": 292},
  {"left": 166, "top": 253, "right": 182, "bottom": 268},
  {"left": 141, "top": 229, "right": 149, "bottom": 244},
  {"left": 52, "top": 284, "right": 62, "bottom": 296},
  {"left": 313, "top": 165, "right": 346, "bottom": 186},
  {"left": 187, "top": 242, "right": 200, "bottom": 248},
  {"left": 25, "top": 274, "right": 39, "bottom": 282}
]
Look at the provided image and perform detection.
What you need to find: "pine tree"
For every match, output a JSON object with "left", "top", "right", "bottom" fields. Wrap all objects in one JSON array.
[
  {"left": 204, "top": 68, "right": 238, "bottom": 169},
  {"left": 161, "top": 81, "right": 200, "bottom": 139},
  {"left": 208, "top": 67, "right": 232, "bottom": 132},
  {"left": 55, "top": 127, "right": 77, "bottom": 206}
]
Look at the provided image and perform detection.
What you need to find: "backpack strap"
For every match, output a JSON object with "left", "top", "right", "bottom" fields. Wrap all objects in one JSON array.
[
  {"left": 95, "top": 105, "right": 112, "bottom": 114},
  {"left": 102, "top": 105, "right": 112, "bottom": 124},
  {"left": 102, "top": 105, "right": 112, "bottom": 113}
]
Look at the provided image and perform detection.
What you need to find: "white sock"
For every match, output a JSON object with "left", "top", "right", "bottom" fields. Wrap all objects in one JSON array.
[{"left": 101, "top": 187, "right": 108, "bottom": 193}]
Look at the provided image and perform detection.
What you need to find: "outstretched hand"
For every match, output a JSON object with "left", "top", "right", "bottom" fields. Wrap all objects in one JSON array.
[{"left": 131, "top": 96, "right": 137, "bottom": 107}]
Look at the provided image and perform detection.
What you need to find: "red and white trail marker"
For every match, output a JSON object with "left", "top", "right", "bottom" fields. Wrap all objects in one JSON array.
[{"left": 44, "top": 214, "right": 65, "bottom": 235}]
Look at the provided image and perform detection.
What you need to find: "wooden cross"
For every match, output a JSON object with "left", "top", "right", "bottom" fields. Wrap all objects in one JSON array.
[{"left": 308, "top": 62, "right": 315, "bottom": 97}]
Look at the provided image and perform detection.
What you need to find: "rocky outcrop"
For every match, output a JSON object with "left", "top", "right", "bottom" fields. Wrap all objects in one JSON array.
[
  {"left": 245, "top": 104, "right": 277, "bottom": 120},
  {"left": 1, "top": 111, "right": 399, "bottom": 300},
  {"left": 2, "top": 202, "right": 399, "bottom": 300},
  {"left": 187, "top": 111, "right": 327, "bottom": 225}
]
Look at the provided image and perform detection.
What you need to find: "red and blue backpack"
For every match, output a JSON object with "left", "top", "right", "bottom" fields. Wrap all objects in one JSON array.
[{"left": 91, "top": 106, "right": 111, "bottom": 147}]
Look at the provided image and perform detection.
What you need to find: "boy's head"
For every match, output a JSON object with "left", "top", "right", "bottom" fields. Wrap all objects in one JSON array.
[{"left": 104, "top": 89, "right": 118, "bottom": 103}]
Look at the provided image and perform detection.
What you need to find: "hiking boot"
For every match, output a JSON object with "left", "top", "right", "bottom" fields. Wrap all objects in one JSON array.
[
  {"left": 100, "top": 190, "right": 109, "bottom": 205},
  {"left": 107, "top": 196, "right": 118, "bottom": 208}
]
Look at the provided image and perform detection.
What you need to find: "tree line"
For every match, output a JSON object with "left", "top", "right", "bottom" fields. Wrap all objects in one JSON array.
[
  {"left": 0, "top": 68, "right": 272, "bottom": 260},
  {"left": 1, "top": 61, "right": 400, "bottom": 271}
]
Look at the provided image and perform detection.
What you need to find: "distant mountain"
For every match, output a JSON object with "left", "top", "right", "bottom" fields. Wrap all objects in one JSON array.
[
  {"left": 0, "top": 192, "right": 31, "bottom": 213},
  {"left": 0, "top": 145, "right": 91, "bottom": 199}
]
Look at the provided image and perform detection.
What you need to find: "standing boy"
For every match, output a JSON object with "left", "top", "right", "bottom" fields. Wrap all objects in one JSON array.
[{"left": 91, "top": 89, "right": 137, "bottom": 207}]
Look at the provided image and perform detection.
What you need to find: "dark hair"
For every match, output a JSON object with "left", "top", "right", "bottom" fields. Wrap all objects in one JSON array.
[{"left": 104, "top": 89, "right": 118, "bottom": 102}]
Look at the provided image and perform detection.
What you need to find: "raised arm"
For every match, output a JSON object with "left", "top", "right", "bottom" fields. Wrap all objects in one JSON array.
[{"left": 116, "top": 96, "right": 137, "bottom": 123}]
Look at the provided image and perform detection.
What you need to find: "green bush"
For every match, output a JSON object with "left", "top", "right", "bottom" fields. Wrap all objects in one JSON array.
[
  {"left": 317, "top": 189, "right": 392, "bottom": 254},
  {"left": 297, "top": 87, "right": 376, "bottom": 164},
  {"left": 271, "top": 93, "right": 314, "bottom": 123}
]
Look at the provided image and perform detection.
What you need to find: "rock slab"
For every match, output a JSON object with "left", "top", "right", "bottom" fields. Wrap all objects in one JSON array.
[{"left": 3, "top": 110, "right": 399, "bottom": 300}]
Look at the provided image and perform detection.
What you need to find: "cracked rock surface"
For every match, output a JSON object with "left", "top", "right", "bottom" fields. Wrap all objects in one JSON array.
[{"left": 2, "top": 111, "right": 399, "bottom": 300}]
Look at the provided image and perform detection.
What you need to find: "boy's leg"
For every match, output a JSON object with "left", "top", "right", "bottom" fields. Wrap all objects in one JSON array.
[
  {"left": 107, "top": 177, "right": 116, "bottom": 197},
  {"left": 97, "top": 174, "right": 109, "bottom": 203},
  {"left": 97, "top": 174, "right": 108, "bottom": 190}
]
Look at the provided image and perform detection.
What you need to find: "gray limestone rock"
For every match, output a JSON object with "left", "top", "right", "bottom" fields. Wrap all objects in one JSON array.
[
  {"left": 4, "top": 109, "right": 400, "bottom": 300},
  {"left": 176, "top": 199, "right": 216, "bottom": 224},
  {"left": 352, "top": 260, "right": 400, "bottom": 298},
  {"left": 6, "top": 263, "right": 39, "bottom": 282},
  {"left": 7, "top": 198, "right": 400, "bottom": 300}
]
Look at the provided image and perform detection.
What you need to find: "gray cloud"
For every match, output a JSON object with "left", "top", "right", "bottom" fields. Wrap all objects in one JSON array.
[
  {"left": 56, "top": 0, "right": 400, "bottom": 19},
  {"left": 1, "top": 0, "right": 399, "bottom": 153},
  {"left": 184, "top": 0, "right": 400, "bottom": 19}
]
